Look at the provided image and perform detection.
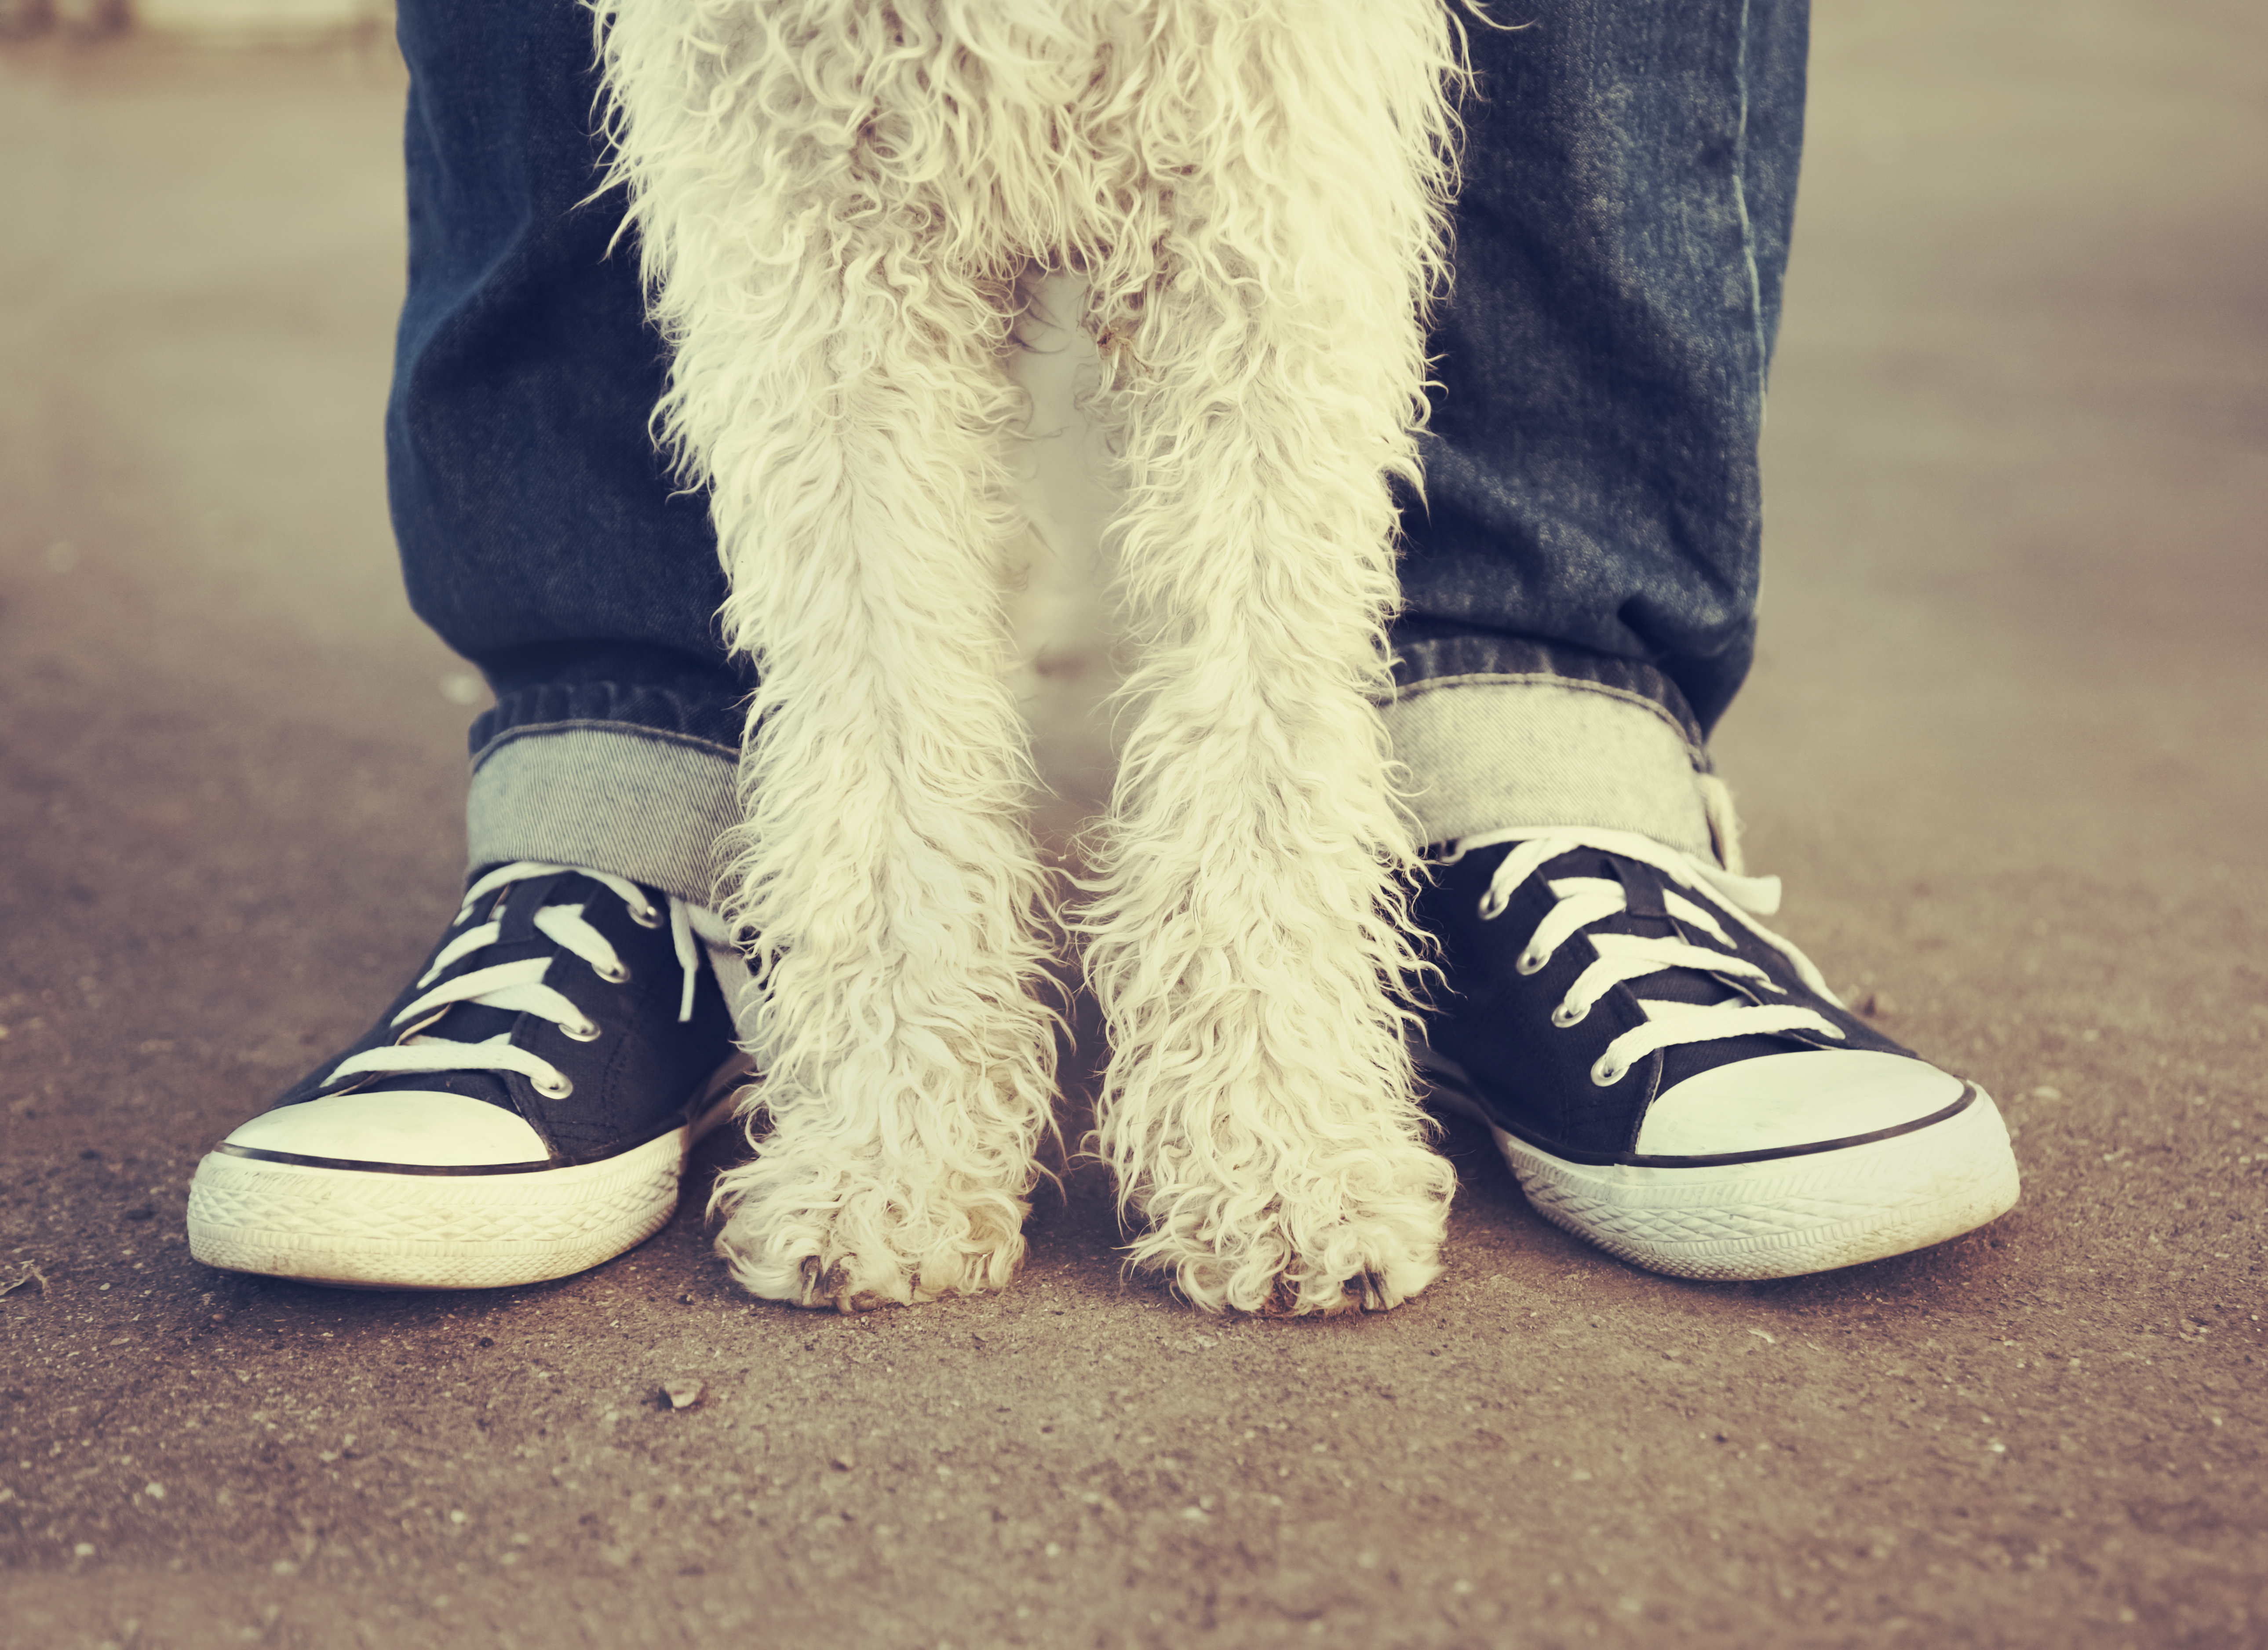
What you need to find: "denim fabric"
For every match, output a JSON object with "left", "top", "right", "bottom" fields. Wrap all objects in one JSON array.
[
  {"left": 1398, "top": 0, "right": 1808, "bottom": 736},
  {"left": 387, "top": 1, "right": 753, "bottom": 760},
  {"left": 387, "top": 0, "right": 1806, "bottom": 874}
]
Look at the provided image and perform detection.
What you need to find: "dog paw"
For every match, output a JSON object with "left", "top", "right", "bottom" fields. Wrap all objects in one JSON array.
[
  {"left": 1122, "top": 1137, "right": 1453, "bottom": 1317},
  {"left": 711, "top": 1162, "right": 1029, "bottom": 1312}
]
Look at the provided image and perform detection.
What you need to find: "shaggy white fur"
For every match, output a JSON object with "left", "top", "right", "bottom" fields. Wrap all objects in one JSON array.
[{"left": 594, "top": 0, "right": 1474, "bottom": 1314}]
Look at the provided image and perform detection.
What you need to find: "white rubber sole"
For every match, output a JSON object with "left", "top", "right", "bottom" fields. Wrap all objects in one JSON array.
[
  {"left": 187, "top": 1076, "right": 752, "bottom": 1291},
  {"left": 1434, "top": 1083, "right": 2021, "bottom": 1281}
]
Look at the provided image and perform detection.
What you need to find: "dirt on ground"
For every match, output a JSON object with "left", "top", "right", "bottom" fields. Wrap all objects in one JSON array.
[{"left": 2, "top": 3, "right": 2264, "bottom": 1646}]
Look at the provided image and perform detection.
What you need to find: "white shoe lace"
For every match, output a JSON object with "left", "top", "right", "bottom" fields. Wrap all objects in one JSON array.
[
  {"left": 322, "top": 862, "right": 729, "bottom": 1102},
  {"left": 1439, "top": 827, "right": 1849, "bottom": 1088}
]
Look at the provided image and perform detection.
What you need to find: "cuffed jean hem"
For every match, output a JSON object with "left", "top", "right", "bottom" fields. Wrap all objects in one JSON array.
[
  {"left": 1389, "top": 630, "right": 1710, "bottom": 746},
  {"left": 469, "top": 665, "right": 749, "bottom": 759},
  {"left": 465, "top": 725, "right": 740, "bottom": 905},
  {"left": 1382, "top": 638, "right": 1716, "bottom": 858}
]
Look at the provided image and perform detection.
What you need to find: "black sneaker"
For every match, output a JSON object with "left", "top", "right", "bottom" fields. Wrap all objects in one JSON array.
[
  {"left": 1414, "top": 828, "right": 2020, "bottom": 1280},
  {"left": 187, "top": 863, "right": 755, "bottom": 1290}
]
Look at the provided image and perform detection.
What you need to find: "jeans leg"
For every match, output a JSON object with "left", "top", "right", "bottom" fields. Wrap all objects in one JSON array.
[
  {"left": 387, "top": 0, "right": 748, "bottom": 900},
  {"left": 1385, "top": 0, "right": 1807, "bottom": 850},
  {"left": 386, "top": 0, "right": 1805, "bottom": 876}
]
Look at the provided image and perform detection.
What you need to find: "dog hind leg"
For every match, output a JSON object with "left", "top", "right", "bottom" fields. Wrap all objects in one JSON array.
[
  {"left": 1076, "top": 2, "right": 1468, "bottom": 1314},
  {"left": 596, "top": 3, "right": 1061, "bottom": 1311}
]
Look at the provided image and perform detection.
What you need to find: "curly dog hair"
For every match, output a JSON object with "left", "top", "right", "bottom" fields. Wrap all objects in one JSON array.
[{"left": 593, "top": 0, "right": 1479, "bottom": 1314}]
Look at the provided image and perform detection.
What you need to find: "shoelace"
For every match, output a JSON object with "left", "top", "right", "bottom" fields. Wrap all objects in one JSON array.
[
  {"left": 323, "top": 862, "right": 727, "bottom": 1102},
  {"left": 1440, "top": 826, "right": 1848, "bottom": 1088}
]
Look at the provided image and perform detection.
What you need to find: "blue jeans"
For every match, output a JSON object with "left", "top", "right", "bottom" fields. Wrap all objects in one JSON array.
[{"left": 387, "top": 0, "right": 1807, "bottom": 898}]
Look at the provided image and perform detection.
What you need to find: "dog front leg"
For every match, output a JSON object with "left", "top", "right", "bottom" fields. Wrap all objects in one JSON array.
[
  {"left": 598, "top": 9, "right": 1061, "bottom": 1312},
  {"left": 704, "top": 316, "right": 1064, "bottom": 1311},
  {"left": 1076, "top": 6, "right": 1470, "bottom": 1315}
]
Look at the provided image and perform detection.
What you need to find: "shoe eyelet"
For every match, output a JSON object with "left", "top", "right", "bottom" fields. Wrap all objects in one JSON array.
[
  {"left": 1590, "top": 1057, "right": 1625, "bottom": 1088},
  {"left": 594, "top": 959, "right": 631, "bottom": 984},
  {"left": 630, "top": 903, "right": 664, "bottom": 930},
  {"left": 1550, "top": 1001, "right": 1586, "bottom": 1029},
  {"left": 1515, "top": 949, "right": 1546, "bottom": 976},
  {"left": 532, "top": 1072, "right": 574, "bottom": 1099},
  {"left": 562, "top": 1019, "right": 602, "bottom": 1043}
]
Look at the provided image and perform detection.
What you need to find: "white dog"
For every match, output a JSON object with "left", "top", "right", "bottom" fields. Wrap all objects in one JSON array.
[{"left": 592, "top": 0, "right": 1479, "bottom": 1315}]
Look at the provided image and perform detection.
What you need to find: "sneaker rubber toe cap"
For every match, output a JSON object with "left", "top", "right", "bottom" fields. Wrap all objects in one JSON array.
[
  {"left": 1635, "top": 1049, "right": 1970, "bottom": 1159},
  {"left": 222, "top": 1091, "right": 550, "bottom": 1169}
]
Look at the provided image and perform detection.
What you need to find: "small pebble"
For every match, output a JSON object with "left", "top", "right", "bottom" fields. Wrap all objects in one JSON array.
[{"left": 664, "top": 1380, "right": 704, "bottom": 1411}]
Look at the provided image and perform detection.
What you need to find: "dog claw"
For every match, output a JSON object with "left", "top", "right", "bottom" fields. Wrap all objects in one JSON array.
[
  {"left": 1254, "top": 1278, "right": 1304, "bottom": 1318},
  {"left": 773, "top": 1252, "right": 972, "bottom": 1311}
]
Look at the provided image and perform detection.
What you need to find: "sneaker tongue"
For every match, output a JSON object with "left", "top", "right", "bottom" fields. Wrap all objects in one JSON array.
[
  {"left": 1605, "top": 855, "right": 1699, "bottom": 965},
  {"left": 1612, "top": 856, "right": 1674, "bottom": 930},
  {"left": 1536, "top": 849, "right": 1713, "bottom": 996},
  {"left": 494, "top": 869, "right": 583, "bottom": 941},
  {"left": 1599, "top": 855, "right": 1827, "bottom": 1072},
  {"left": 354, "top": 872, "right": 602, "bottom": 1110},
  {"left": 415, "top": 1003, "right": 524, "bottom": 1046},
  {"left": 1608, "top": 854, "right": 1776, "bottom": 1014}
]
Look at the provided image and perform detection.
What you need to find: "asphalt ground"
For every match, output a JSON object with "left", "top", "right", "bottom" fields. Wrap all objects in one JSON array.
[{"left": 2, "top": 4, "right": 2264, "bottom": 1646}]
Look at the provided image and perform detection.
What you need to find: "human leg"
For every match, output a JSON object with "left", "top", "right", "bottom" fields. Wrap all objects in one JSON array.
[
  {"left": 1393, "top": 0, "right": 2020, "bottom": 1278},
  {"left": 385, "top": 0, "right": 751, "bottom": 898},
  {"left": 186, "top": 0, "right": 756, "bottom": 1289}
]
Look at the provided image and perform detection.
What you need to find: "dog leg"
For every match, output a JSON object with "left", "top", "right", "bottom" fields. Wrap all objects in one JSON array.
[
  {"left": 596, "top": 4, "right": 1059, "bottom": 1310},
  {"left": 1076, "top": 2, "right": 1471, "bottom": 1315}
]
